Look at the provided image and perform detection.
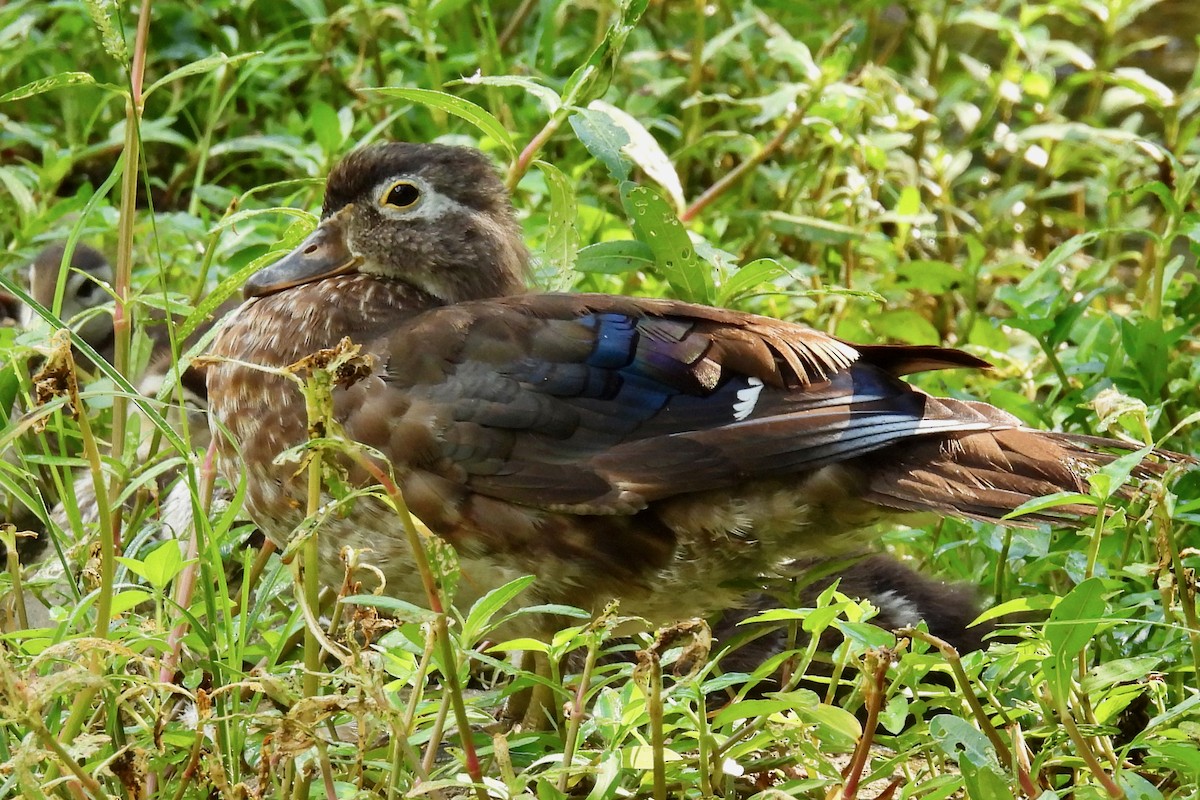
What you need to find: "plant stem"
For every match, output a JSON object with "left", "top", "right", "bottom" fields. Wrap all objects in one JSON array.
[
  {"left": 351, "top": 455, "right": 489, "bottom": 800},
  {"left": 681, "top": 96, "right": 811, "bottom": 223},
  {"left": 557, "top": 633, "right": 600, "bottom": 792}
]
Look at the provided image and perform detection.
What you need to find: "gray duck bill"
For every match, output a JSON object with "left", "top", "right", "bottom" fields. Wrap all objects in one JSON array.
[{"left": 244, "top": 207, "right": 361, "bottom": 299}]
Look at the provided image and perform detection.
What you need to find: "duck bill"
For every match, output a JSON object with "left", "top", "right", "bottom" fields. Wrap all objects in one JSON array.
[{"left": 243, "top": 207, "right": 362, "bottom": 298}]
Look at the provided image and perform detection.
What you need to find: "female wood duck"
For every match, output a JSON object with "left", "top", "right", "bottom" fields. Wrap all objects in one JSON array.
[
  {"left": 208, "top": 142, "right": 1176, "bottom": 633},
  {"left": 4, "top": 245, "right": 222, "bottom": 550},
  {"left": 20, "top": 242, "right": 116, "bottom": 364}
]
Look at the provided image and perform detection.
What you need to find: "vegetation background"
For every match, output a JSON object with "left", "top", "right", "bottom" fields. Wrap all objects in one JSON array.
[{"left": 0, "top": 0, "right": 1198, "bottom": 797}]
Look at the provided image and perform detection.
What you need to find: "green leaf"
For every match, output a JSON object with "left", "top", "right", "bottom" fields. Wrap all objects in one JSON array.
[
  {"left": 712, "top": 696, "right": 806, "bottom": 727},
  {"left": 961, "top": 760, "right": 1017, "bottom": 800},
  {"left": 767, "top": 212, "right": 864, "bottom": 245},
  {"left": 620, "top": 181, "right": 713, "bottom": 304},
  {"left": 587, "top": 100, "right": 685, "bottom": 213},
  {"left": 1003, "top": 491, "right": 1096, "bottom": 519},
  {"left": 570, "top": 108, "right": 631, "bottom": 181},
  {"left": 460, "top": 575, "right": 536, "bottom": 645},
  {"left": 560, "top": 0, "right": 650, "bottom": 108},
  {"left": 1084, "top": 655, "right": 1161, "bottom": 692},
  {"left": 367, "top": 88, "right": 516, "bottom": 157},
  {"left": 895, "top": 260, "right": 964, "bottom": 294},
  {"left": 0, "top": 167, "right": 35, "bottom": 228},
  {"left": 310, "top": 101, "right": 344, "bottom": 156},
  {"left": 533, "top": 161, "right": 579, "bottom": 291},
  {"left": 143, "top": 52, "right": 259, "bottom": 99},
  {"left": 930, "top": 714, "right": 1002, "bottom": 769},
  {"left": 138, "top": 540, "right": 188, "bottom": 590},
  {"left": 0, "top": 364, "right": 19, "bottom": 425},
  {"left": 1110, "top": 67, "right": 1175, "bottom": 109},
  {"left": 972, "top": 594, "right": 1059, "bottom": 624},
  {"left": 456, "top": 74, "right": 561, "bottom": 114},
  {"left": 111, "top": 590, "right": 154, "bottom": 616},
  {"left": 718, "top": 258, "right": 789, "bottom": 305},
  {"left": 490, "top": 637, "right": 550, "bottom": 654},
  {"left": 872, "top": 309, "right": 941, "bottom": 345},
  {"left": 892, "top": 185, "right": 923, "bottom": 246},
  {"left": 575, "top": 240, "right": 655, "bottom": 275},
  {"left": 1018, "top": 231, "right": 1101, "bottom": 291},
  {"left": 1043, "top": 577, "right": 1107, "bottom": 701},
  {"left": 0, "top": 72, "right": 107, "bottom": 104},
  {"left": 624, "top": 745, "right": 683, "bottom": 769},
  {"left": 700, "top": 18, "right": 756, "bottom": 63},
  {"left": 341, "top": 594, "right": 438, "bottom": 624},
  {"left": 1046, "top": 578, "right": 1108, "bottom": 662},
  {"left": 1087, "top": 446, "right": 1152, "bottom": 500}
]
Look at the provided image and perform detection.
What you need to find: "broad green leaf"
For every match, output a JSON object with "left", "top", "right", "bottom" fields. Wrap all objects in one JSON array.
[
  {"left": 880, "top": 694, "right": 910, "bottom": 735},
  {"left": 892, "top": 185, "right": 924, "bottom": 247},
  {"left": 461, "top": 575, "right": 536, "bottom": 645},
  {"left": 1111, "top": 67, "right": 1174, "bottom": 108},
  {"left": 961, "top": 760, "right": 1017, "bottom": 800},
  {"left": 973, "top": 594, "right": 1059, "bottom": 624},
  {"left": 310, "top": 101, "right": 344, "bottom": 156},
  {"left": 895, "top": 260, "right": 964, "bottom": 294},
  {"left": 1084, "top": 655, "right": 1160, "bottom": 692},
  {"left": 796, "top": 702, "right": 861, "bottom": 752},
  {"left": 872, "top": 308, "right": 941, "bottom": 345},
  {"left": 1046, "top": 287, "right": 1103, "bottom": 347},
  {"left": 712, "top": 696, "right": 806, "bottom": 727},
  {"left": 621, "top": 181, "right": 713, "bottom": 304},
  {"left": 367, "top": 88, "right": 516, "bottom": 157},
  {"left": 1140, "top": 743, "right": 1200, "bottom": 781},
  {"left": 570, "top": 108, "right": 631, "bottom": 181},
  {"left": 930, "top": 714, "right": 1002, "bottom": 769},
  {"left": 717, "top": 258, "right": 788, "bottom": 304},
  {"left": 588, "top": 100, "right": 686, "bottom": 213},
  {"left": 1087, "top": 447, "right": 1152, "bottom": 500},
  {"left": 118, "top": 540, "right": 188, "bottom": 590},
  {"left": 112, "top": 589, "right": 154, "bottom": 616},
  {"left": 575, "top": 240, "right": 655, "bottom": 275},
  {"left": 1118, "top": 769, "right": 1167, "bottom": 800},
  {"left": 765, "top": 34, "right": 820, "bottom": 82},
  {"left": 490, "top": 637, "right": 550, "bottom": 654},
  {"left": 1043, "top": 577, "right": 1107, "bottom": 700},
  {"left": 625, "top": 745, "right": 683, "bottom": 769},
  {"left": 533, "top": 160, "right": 579, "bottom": 291}
]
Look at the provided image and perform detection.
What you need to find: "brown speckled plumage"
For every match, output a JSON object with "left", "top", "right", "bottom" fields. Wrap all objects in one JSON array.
[{"left": 208, "top": 142, "right": 1182, "bottom": 634}]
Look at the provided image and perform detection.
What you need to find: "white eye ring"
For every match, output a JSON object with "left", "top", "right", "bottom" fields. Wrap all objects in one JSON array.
[{"left": 381, "top": 180, "right": 421, "bottom": 210}]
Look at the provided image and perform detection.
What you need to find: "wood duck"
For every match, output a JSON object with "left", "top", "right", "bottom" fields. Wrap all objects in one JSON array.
[
  {"left": 207, "top": 142, "right": 1179, "bottom": 635},
  {"left": 19, "top": 242, "right": 116, "bottom": 364},
  {"left": 3, "top": 245, "right": 223, "bottom": 551}
]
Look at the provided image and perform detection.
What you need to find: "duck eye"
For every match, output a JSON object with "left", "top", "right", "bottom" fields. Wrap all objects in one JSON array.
[
  {"left": 382, "top": 180, "right": 421, "bottom": 209},
  {"left": 76, "top": 280, "right": 102, "bottom": 301}
]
